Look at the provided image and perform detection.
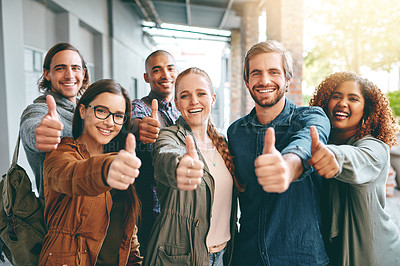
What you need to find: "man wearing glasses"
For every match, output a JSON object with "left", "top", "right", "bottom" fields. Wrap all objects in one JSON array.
[{"left": 20, "top": 43, "right": 89, "bottom": 198}]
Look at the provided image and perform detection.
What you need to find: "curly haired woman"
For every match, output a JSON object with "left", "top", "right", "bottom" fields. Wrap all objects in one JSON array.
[{"left": 308, "top": 72, "right": 400, "bottom": 266}]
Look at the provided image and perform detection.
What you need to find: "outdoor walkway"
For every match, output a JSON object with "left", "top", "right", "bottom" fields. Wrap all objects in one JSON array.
[{"left": 386, "top": 187, "right": 400, "bottom": 230}]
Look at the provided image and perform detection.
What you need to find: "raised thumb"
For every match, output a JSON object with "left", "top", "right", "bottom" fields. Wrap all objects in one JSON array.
[
  {"left": 151, "top": 99, "right": 158, "bottom": 120},
  {"left": 263, "top": 127, "right": 276, "bottom": 154},
  {"left": 310, "top": 126, "right": 320, "bottom": 154},
  {"left": 125, "top": 133, "right": 136, "bottom": 154},
  {"left": 46, "top": 95, "right": 58, "bottom": 119},
  {"left": 185, "top": 135, "right": 198, "bottom": 160}
]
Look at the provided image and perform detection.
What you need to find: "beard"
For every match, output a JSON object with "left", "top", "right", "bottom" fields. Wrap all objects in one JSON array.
[{"left": 249, "top": 85, "right": 285, "bottom": 107}]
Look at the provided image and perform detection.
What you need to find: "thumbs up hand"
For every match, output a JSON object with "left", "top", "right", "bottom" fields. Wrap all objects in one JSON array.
[
  {"left": 255, "top": 128, "right": 291, "bottom": 193},
  {"left": 307, "top": 126, "right": 339, "bottom": 179},
  {"left": 176, "top": 136, "right": 204, "bottom": 190},
  {"left": 107, "top": 133, "right": 142, "bottom": 190},
  {"left": 35, "top": 95, "right": 64, "bottom": 151},
  {"left": 138, "top": 99, "right": 161, "bottom": 143}
]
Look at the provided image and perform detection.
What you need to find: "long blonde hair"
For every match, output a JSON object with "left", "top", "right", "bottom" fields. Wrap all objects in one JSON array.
[{"left": 175, "top": 67, "right": 244, "bottom": 191}]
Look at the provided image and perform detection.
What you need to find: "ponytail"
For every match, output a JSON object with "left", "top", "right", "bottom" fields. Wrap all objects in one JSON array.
[{"left": 207, "top": 120, "right": 244, "bottom": 192}]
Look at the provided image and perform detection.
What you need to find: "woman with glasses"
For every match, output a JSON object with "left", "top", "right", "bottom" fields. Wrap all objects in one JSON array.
[{"left": 39, "top": 79, "right": 143, "bottom": 265}]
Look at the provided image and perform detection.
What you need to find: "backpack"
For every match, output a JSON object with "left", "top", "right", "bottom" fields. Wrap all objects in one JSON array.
[{"left": 0, "top": 133, "right": 47, "bottom": 265}]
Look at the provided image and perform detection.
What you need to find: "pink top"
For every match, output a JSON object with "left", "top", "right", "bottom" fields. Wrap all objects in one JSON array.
[{"left": 200, "top": 146, "right": 233, "bottom": 248}]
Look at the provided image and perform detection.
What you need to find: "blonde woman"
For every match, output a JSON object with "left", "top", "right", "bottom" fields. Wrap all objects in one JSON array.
[{"left": 144, "top": 67, "right": 243, "bottom": 265}]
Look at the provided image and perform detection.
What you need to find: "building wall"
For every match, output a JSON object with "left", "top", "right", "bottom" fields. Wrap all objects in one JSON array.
[{"left": 0, "top": 0, "right": 152, "bottom": 177}]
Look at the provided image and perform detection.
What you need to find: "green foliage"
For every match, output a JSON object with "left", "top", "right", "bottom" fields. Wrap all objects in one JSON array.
[
  {"left": 388, "top": 90, "right": 400, "bottom": 118},
  {"left": 304, "top": 0, "right": 400, "bottom": 88}
]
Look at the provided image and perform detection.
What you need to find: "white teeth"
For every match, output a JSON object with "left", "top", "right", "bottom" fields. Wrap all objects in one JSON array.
[
  {"left": 259, "top": 89, "right": 274, "bottom": 93},
  {"left": 99, "top": 128, "right": 111, "bottom": 133},
  {"left": 189, "top": 109, "right": 202, "bottom": 113},
  {"left": 335, "top": 112, "right": 349, "bottom": 117},
  {"left": 63, "top": 83, "right": 75, "bottom": 86},
  {"left": 160, "top": 82, "right": 171, "bottom": 86}
]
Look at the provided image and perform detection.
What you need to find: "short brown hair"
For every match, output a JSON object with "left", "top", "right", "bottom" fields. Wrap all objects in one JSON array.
[{"left": 243, "top": 40, "right": 293, "bottom": 83}]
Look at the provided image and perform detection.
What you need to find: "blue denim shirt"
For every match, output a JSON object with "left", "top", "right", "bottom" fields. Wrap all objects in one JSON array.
[{"left": 227, "top": 98, "right": 330, "bottom": 266}]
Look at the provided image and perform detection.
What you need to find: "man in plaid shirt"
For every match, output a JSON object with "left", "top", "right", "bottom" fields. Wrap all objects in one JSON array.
[{"left": 131, "top": 50, "right": 180, "bottom": 256}]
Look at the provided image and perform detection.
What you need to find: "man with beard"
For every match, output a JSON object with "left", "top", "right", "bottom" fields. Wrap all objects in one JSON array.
[{"left": 227, "top": 40, "right": 331, "bottom": 265}]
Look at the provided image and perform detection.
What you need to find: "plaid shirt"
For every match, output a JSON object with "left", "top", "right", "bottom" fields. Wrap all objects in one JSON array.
[{"left": 131, "top": 90, "right": 180, "bottom": 253}]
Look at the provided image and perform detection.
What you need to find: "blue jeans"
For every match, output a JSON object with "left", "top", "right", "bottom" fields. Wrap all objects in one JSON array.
[{"left": 209, "top": 247, "right": 225, "bottom": 266}]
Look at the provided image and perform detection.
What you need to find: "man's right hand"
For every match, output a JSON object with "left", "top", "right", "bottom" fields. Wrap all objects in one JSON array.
[
  {"left": 35, "top": 95, "right": 64, "bottom": 151},
  {"left": 137, "top": 99, "right": 161, "bottom": 144}
]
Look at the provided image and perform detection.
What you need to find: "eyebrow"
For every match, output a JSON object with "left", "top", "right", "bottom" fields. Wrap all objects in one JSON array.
[
  {"left": 332, "top": 91, "right": 361, "bottom": 98},
  {"left": 151, "top": 64, "right": 175, "bottom": 71},
  {"left": 53, "top": 64, "right": 82, "bottom": 69}
]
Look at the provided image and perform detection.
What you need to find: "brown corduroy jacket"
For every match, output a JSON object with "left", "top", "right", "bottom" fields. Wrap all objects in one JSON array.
[{"left": 39, "top": 137, "right": 142, "bottom": 265}]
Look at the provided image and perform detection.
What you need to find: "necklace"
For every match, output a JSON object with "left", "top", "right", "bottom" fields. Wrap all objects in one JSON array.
[{"left": 199, "top": 146, "right": 217, "bottom": 167}]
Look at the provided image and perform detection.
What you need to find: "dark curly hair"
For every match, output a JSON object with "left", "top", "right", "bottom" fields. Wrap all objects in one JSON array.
[{"left": 309, "top": 72, "right": 398, "bottom": 147}]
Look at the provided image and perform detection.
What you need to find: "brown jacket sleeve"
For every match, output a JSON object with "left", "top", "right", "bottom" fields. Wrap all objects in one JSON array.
[{"left": 43, "top": 141, "right": 117, "bottom": 197}]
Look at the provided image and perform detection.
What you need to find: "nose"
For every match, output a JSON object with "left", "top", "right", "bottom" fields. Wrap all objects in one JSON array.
[
  {"left": 260, "top": 73, "right": 272, "bottom": 86},
  {"left": 337, "top": 98, "right": 348, "bottom": 107},
  {"left": 160, "top": 68, "right": 170, "bottom": 79},
  {"left": 64, "top": 67, "right": 74, "bottom": 79},
  {"left": 103, "top": 114, "right": 115, "bottom": 126},
  {"left": 190, "top": 95, "right": 199, "bottom": 105}
]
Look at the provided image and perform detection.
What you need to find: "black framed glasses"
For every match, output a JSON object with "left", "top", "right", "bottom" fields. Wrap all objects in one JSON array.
[{"left": 88, "top": 105, "right": 127, "bottom": 125}]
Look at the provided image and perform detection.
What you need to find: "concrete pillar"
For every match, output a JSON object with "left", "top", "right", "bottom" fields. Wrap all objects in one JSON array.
[
  {"left": 265, "top": 0, "right": 303, "bottom": 105},
  {"left": 241, "top": 1, "right": 259, "bottom": 114},
  {"left": 0, "top": 0, "right": 26, "bottom": 173},
  {"left": 230, "top": 29, "right": 243, "bottom": 122}
]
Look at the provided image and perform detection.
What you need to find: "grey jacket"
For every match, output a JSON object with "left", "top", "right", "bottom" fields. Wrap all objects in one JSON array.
[
  {"left": 323, "top": 135, "right": 400, "bottom": 266},
  {"left": 20, "top": 91, "right": 75, "bottom": 198},
  {"left": 144, "top": 117, "right": 237, "bottom": 266}
]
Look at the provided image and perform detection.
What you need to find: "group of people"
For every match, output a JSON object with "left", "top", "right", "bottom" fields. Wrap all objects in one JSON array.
[{"left": 18, "top": 40, "right": 400, "bottom": 266}]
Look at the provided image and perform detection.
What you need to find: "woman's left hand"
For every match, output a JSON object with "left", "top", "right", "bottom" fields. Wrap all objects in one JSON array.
[
  {"left": 107, "top": 133, "right": 142, "bottom": 190},
  {"left": 308, "top": 126, "right": 340, "bottom": 179}
]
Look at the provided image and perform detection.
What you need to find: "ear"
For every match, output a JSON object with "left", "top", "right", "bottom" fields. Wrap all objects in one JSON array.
[
  {"left": 174, "top": 98, "right": 180, "bottom": 113},
  {"left": 83, "top": 68, "right": 87, "bottom": 80},
  {"left": 211, "top": 93, "right": 216, "bottom": 107},
  {"left": 144, "top": 73, "right": 149, "bottom": 83},
  {"left": 285, "top": 78, "right": 292, "bottom": 88},
  {"left": 79, "top": 104, "right": 86, "bottom": 120},
  {"left": 44, "top": 69, "right": 50, "bottom": 81},
  {"left": 245, "top": 81, "right": 250, "bottom": 90}
]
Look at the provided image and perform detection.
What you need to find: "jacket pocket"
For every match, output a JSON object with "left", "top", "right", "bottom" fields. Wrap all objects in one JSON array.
[
  {"left": 155, "top": 244, "right": 190, "bottom": 266},
  {"left": 44, "top": 251, "right": 88, "bottom": 266}
]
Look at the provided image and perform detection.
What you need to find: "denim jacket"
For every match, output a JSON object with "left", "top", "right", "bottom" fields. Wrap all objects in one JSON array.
[{"left": 227, "top": 98, "right": 330, "bottom": 266}]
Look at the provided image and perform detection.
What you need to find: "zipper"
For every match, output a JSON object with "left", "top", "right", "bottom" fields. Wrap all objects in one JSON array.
[{"left": 93, "top": 192, "right": 111, "bottom": 265}]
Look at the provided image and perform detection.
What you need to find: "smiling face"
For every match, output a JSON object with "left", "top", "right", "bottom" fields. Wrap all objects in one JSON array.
[
  {"left": 328, "top": 80, "right": 365, "bottom": 140},
  {"left": 78, "top": 92, "right": 126, "bottom": 154},
  {"left": 44, "top": 50, "right": 86, "bottom": 104},
  {"left": 246, "top": 52, "right": 291, "bottom": 108},
  {"left": 144, "top": 54, "right": 177, "bottom": 102},
  {"left": 175, "top": 73, "right": 216, "bottom": 131}
]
